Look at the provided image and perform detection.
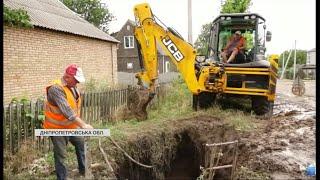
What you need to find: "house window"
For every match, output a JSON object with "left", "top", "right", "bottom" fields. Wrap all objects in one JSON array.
[
  {"left": 127, "top": 62, "right": 133, "bottom": 69},
  {"left": 165, "top": 61, "right": 170, "bottom": 73},
  {"left": 127, "top": 25, "right": 130, "bottom": 31},
  {"left": 307, "top": 54, "right": 311, "bottom": 64},
  {"left": 124, "top": 36, "right": 134, "bottom": 49}
]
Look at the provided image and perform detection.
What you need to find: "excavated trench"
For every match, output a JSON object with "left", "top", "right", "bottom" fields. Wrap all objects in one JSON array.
[
  {"left": 165, "top": 132, "right": 200, "bottom": 180},
  {"left": 102, "top": 116, "right": 240, "bottom": 180}
]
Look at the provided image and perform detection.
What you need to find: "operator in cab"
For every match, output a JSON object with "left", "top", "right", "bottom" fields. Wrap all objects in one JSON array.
[{"left": 221, "top": 30, "right": 246, "bottom": 64}]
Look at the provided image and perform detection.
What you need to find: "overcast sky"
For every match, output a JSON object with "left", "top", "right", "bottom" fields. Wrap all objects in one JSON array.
[{"left": 103, "top": 0, "right": 315, "bottom": 55}]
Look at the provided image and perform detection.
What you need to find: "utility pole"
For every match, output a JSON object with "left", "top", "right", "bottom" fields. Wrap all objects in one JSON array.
[
  {"left": 280, "top": 49, "right": 293, "bottom": 79},
  {"left": 282, "top": 53, "right": 285, "bottom": 75},
  {"left": 293, "top": 40, "right": 297, "bottom": 80},
  {"left": 188, "top": 0, "right": 193, "bottom": 44}
]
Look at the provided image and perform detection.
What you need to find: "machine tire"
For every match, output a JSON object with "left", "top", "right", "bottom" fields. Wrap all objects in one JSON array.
[
  {"left": 197, "top": 92, "right": 216, "bottom": 109},
  {"left": 251, "top": 96, "right": 274, "bottom": 118}
]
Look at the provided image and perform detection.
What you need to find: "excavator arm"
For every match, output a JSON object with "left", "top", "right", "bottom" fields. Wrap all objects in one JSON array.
[
  {"left": 133, "top": 3, "right": 203, "bottom": 95},
  {"left": 128, "top": 3, "right": 221, "bottom": 120}
]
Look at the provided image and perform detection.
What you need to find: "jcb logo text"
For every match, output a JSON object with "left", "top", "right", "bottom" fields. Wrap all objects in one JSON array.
[{"left": 162, "top": 37, "right": 184, "bottom": 62}]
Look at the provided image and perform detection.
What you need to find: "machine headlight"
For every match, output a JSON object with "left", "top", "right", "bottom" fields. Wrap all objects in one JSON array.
[
  {"left": 221, "top": 17, "right": 225, "bottom": 20},
  {"left": 226, "top": 17, "right": 231, "bottom": 20},
  {"left": 244, "top": 16, "right": 249, "bottom": 19},
  {"left": 250, "top": 15, "right": 256, "bottom": 19}
]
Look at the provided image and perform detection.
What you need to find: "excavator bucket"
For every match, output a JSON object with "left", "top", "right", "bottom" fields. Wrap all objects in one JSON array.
[{"left": 127, "top": 88, "right": 154, "bottom": 121}]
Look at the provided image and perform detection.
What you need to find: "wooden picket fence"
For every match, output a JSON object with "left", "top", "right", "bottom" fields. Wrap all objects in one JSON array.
[{"left": 3, "top": 84, "right": 170, "bottom": 154}]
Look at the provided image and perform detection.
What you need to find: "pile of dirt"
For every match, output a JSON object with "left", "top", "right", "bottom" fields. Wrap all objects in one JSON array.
[{"left": 127, "top": 88, "right": 154, "bottom": 121}]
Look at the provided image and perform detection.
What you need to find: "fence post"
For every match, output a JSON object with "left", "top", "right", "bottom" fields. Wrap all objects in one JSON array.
[
  {"left": 96, "top": 91, "right": 99, "bottom": 123},
  {"left": 90, "top": 92, "right": 94, "bottom": 124},
  {"left": 17, "top": 103, "right": 21, "bottom": 152},
  {"left": 84, "top": 92, "right": 88, "bottom": 123},
  {"left": 98, "top": 91, "right": 101, "bottom": 124},
  {"left": 114, "top": 88, "right": 117, "bottom": 117},
  {"left": 30, "top": 101, "right": 35, "bottom": 148},
  {"left": 9, "top": 103, "right": 14, "bottom": 154},
  {"left": 35, "top": 100, "right": 39, "bottom": 150},
  {"left": 22, "top": 103, "right": 27, "bottom": 142},
  {"left": 88, "top": 92, "right": 92, "bottom": 124},
  {"left": 3, "top": 106, "right": 7, "bottom": 151},
  {"left": 107, "top": 90, "right": 110, "bottom": 122},
  {"left": 94, "top": 92, "right": 98, "bottom": 123},
  {"left": 80, "top": 92, "right": 84, "bottom": 120},
  {"left": 93, "top": 92, "right": 96, "bottom": 123},
  {"left": 111, "top": 88, "right": 114, "bottom": 121},
  {"left": 37, "top": 100, "right": 44, "bottom": 151},
  {"left": 103, "top": 91, "right": 107, "bottom": 124},
  {"left": 85, "top": 92, "right": 89, "bottom": 123},
  {"left": 92, "top": 92, "right": 95, "bottom": 124}
]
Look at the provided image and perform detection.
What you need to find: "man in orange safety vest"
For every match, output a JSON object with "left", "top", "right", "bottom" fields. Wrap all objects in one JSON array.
[{"left": 43, "top": 64, "right": 93, "bottom": 180}]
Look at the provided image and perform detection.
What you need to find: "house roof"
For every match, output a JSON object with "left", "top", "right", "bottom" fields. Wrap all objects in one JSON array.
[
  {"left": 127, "top": 19, "right": 136, "bottom": 26},
  {"left": 111, "top": 19, "right": 135, "bottom": 39},
  {"left": 4, "top": 0, "right": 119, "bottom": 43},
  {"left": 112, "top": 19, "right": 167, "bottom": 56}
]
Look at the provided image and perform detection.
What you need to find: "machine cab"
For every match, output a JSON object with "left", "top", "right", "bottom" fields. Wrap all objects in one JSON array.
[{"left": 207, "top": 13, "right": 271, "bottom": 64}]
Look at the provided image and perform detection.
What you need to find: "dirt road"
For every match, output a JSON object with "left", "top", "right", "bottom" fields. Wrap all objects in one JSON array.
[{"left": 238, "top": 79, "right": 316, "bottom": 179}]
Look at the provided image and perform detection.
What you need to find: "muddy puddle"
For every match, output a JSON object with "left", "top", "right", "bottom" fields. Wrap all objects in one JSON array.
[{"left": 240, "top": 92, "right": 317, "bottom": 179}]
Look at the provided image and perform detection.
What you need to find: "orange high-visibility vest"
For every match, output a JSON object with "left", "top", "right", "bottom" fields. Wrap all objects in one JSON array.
[{"left": 43, "top": 81, "right": 81, "bottom": 129}]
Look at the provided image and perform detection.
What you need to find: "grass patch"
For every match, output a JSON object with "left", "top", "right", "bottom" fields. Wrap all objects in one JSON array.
[
  {"left": 46, "top": 152, "right": 55, "bottom": 166},
  {"left": 4, "top": 140, "right": 55, "bottom": 179},
  {"left": 203, "top": 106, "right": 257, "bottom": 131},
  {"left": 65, "top": 146, "right": 78, "bottom": 169},
  {"left": 148, "top": 77, "right": 193, "bottom": 119},
  {"left": 92, "top": 77, "right": 195, "bottom": 140}
]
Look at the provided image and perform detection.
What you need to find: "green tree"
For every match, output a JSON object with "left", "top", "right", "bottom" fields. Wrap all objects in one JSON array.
[
  {"left": 242, "top": 31, "right": 253, "bottom": 50},
  {"left": 194, "top": 22, "right": 212, "bottom": 55},
  {"left": 278, "top": 49, "right": 307, "bottom": 68},
  {"left": 4, "top": 6, "right": 33, "bottom": 28},
  {"left": 278, "top": 49, "right": 307, "bottom": 79},
  {"left": 220, "top": 0, "right": 252, "bottom": 13},
  {"left": 61, "top": 0, "right": 114, "bottom": 33}
]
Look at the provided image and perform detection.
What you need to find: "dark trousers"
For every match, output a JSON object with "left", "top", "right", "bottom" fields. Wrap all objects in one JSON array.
[{"left": 50, "top": 136, "right": 85, "bottom": 180}]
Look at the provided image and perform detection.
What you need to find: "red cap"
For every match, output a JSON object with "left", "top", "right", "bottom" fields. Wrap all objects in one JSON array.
[
  {"left": 65, "top": 64, "right": 78, "bottom": 76},
  {"left": 65, "top": 64, "right": 85, "bottom": 83}
]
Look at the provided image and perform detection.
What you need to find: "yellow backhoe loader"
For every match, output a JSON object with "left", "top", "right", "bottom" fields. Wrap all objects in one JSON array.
[{"left": 128, "top": 3, "right": 279, "bottom": 120}]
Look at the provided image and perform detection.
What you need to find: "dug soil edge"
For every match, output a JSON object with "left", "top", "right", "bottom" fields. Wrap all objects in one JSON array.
[{"left": 91, "top": 115, "right": 242, "bottom": 179}]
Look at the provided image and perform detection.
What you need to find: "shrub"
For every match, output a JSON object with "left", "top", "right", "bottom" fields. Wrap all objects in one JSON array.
[{"left": 4, "top": 6, "right": 33, "bottom": 28}]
